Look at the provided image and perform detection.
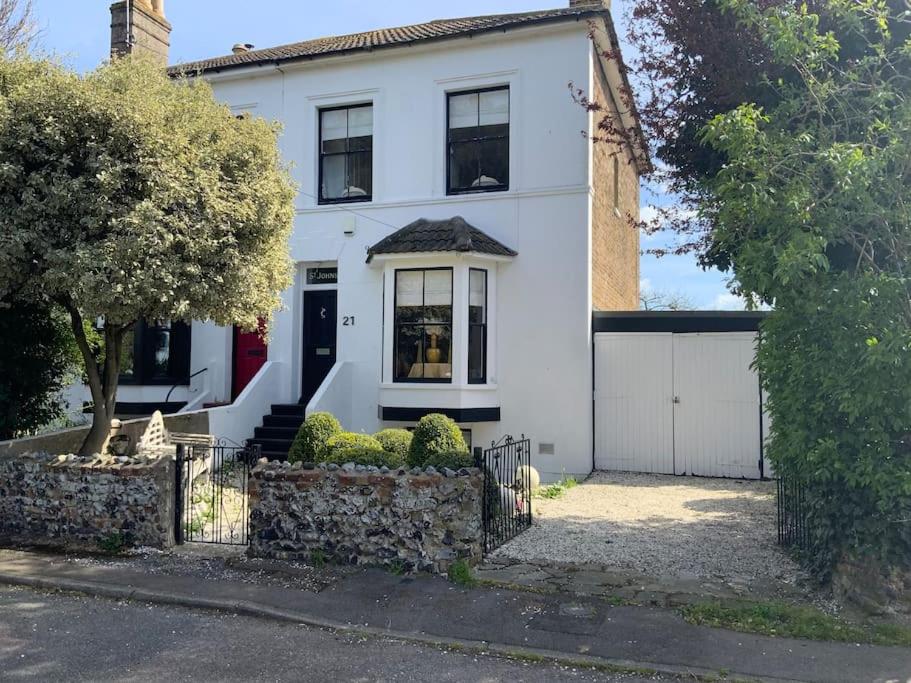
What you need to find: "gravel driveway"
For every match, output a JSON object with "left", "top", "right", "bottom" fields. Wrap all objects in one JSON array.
[{"left": 494, "top": 471, "right": 804, "bottom": 590}]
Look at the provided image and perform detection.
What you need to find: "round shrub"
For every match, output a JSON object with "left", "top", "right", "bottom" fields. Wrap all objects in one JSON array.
[
  {"left": 287, "top": 412, "right": 341, "bottom": 463},
  {"left": 407, "top": 413, "right": 468, "bottom": 468},
  {"left": 423, "top": 450, "right": 474, "bottom": 471},
  {"left": 324, "top": 447, "right": 404, "bottom": 469},
  {"left": 373, "top": 428, "right": 413, "bottom": 460},
  {"left": 324, "top": 431, "right": 383, "bottom": 458}
]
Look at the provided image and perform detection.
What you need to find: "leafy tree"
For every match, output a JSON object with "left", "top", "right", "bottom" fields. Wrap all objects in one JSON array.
[
  {"left": 699, "top": 0, "right": 911, "bottom": 578},
  {"left": 0, "top": 301, "right": 81, "bottom": 440},
  {"left": 0, "top": 55, "right": 295, "bottom": 455},
  {"left": 0, "top": 0, "right": 36, "bottom": 54}
]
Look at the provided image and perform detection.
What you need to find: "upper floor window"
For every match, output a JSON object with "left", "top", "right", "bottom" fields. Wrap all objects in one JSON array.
[
  {"left": 394, "top": 269, "right": 453, "bottom": 383},
  {"left": 319, "top": 104, "right": 373, "bottom": 204},
  {"left": 447, "top": 87, "right": 509, "bottom": 195}
]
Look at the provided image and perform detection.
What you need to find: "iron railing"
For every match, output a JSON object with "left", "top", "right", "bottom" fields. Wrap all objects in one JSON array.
[
  {"left": 476, "top": 434, "right": 532, "bottom": 553},
  {"left": 175, "top": 441, "right": 259, "bottom": 546},
  {"left": 777, "top": 477, "right": 810, "bottom": 550}
]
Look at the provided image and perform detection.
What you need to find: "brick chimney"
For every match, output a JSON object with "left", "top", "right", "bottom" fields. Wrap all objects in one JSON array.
[{"left": 110, "top": 0, "right": 171, "bottom": 64}]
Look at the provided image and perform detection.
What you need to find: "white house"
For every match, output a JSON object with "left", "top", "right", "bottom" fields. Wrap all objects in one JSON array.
[{"left": 91, "top": 0, "right": 652, "bottom": 481}]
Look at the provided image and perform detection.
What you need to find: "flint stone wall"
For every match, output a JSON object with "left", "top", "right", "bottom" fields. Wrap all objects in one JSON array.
[
  {"left": 248, "top": 461, "right": 483, "bottom": 572},
  {"left": 0, "top": 452, "right": 175, "bottom": 551}
]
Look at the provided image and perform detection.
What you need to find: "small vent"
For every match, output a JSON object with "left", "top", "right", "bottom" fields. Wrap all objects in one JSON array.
[{"left": 538, "top": 442, "right": 555, "bottom": 455}]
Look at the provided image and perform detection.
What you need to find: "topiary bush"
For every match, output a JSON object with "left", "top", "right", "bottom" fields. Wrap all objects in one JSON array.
[
  {"left": 324, "top": 431, "right": 383, "bottom": 458},
  {"left": 323, "top": 447, "right": 404, "bottom": 469},
  {"left": 423, "top": 450, "right": 474, "bottom": 471},
  {"left": 407, "top": 413, "right": 467, "bottom": 468},
  {"left": 287, "top": 412, "right": 341, "bottom": 463},
  {"left": 373, "top": 428, "right": 413, "bottom": 460}
]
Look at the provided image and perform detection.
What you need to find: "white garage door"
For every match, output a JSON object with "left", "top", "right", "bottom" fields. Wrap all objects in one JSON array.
[{"left": 594, "top": 331, "right": 763, "bottom": 479}]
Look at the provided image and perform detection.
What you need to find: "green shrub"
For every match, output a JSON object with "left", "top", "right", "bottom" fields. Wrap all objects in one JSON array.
[
  {"left": 323, "top": 447, "right": 404, "bottom": 469},
  {"left": 287, "top": 412, "right": 341, "bottom": 463},
  {"left": 423, "top": 450, "right": 474, "bottom": 471},
  {"left": 325, "top": 431, "right": 383, "bottom": 458},
  {"left": 373, "top": 428, "right": 413, "bottom": 460},
  {"left": 407, "top": 413, "right": 467, "bottom": 468}
]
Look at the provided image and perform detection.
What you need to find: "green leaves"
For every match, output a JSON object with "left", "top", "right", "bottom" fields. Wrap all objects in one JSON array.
[
  {"left": 0, "top": 55, "right": 295, "bottom": 331},
  {"left": 699, "top": 2, "right": 911, "bottom": 578}
]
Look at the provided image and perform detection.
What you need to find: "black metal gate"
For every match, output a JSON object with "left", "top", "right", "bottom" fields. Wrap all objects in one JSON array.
[
  {"left": 777, "top": 477, "right": 810, "bottom": 551},
  {"left": 175, "top": 442, "right": 259, "bottom": 546},
  {"left": 476, "top": 435, "right": 532, "bottom": 553}
]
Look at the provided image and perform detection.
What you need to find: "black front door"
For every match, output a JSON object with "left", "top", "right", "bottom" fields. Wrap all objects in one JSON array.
[{"left": 301, "top": 289, "right": 337, "bottom": 404}]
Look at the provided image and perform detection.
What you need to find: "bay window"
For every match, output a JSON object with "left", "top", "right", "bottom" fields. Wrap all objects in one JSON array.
[
  {"left": 319, "top": 103, "right": 373, "bottom": 204},
  {"left": 394, "top": 269, "right": 453, "bottom": 382},
  {"left": 468, "top": 269, "right": 487, "bottom": 383}
]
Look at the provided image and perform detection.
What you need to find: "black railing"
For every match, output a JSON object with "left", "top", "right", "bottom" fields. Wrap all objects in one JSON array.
[
  {"left": 777, "top": 477, "right": 810, "bottom": 550},
  {"left": 476, "top": 435, "right": 532, "bottom": 553},
  {"left": 175, "top": 441, "right": 259, "bottom": 546}
]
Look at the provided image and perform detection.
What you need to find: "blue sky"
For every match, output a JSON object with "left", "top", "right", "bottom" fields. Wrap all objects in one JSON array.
[{"left": 30, "top": 0, "right": 737, "bottom": 309}]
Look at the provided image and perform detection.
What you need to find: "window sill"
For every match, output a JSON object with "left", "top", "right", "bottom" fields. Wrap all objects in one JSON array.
[
  {"left": 446, "top": 187, "right": 509, "bottom": 197},
  {"left": 318, "top": 196, "right": 372, "bottom": 206},
  {"left": 380, "top": 382, "right": 497, "bottom": 391}
]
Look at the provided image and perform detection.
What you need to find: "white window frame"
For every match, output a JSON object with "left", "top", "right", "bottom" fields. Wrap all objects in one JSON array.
[{"left": 379, "top": 254, "right": 499, "bottom": 389}]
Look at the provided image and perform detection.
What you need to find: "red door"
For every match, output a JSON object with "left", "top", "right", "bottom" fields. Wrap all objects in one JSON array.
[{"left": 232, "top": 321, "right": 267, "bottom": 400}]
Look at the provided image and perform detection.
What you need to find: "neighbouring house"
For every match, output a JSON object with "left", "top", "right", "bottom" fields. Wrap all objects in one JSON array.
[{"left": 70, "top": 0, "right": 648, "bottom": 481}]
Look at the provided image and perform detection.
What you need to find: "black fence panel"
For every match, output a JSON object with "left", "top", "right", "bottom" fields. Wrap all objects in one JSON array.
[
  {"left": 475, "top": 435, "right": 532, "bottom": 554},
  {"left": 777, "top": 477, "right": 810, "bottom": 551},
  {"left": 175, "top": 442, "right": 259, "bottom": 546}
]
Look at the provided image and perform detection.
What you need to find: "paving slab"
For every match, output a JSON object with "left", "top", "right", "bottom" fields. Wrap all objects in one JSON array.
[{"left": 0, "top": 549, "right": 909, "bottom": 682}]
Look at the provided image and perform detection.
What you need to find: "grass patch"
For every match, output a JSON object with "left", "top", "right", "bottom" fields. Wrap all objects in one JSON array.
[
  {"left": 447, "top": 559, "right": 477, "bottom": 588},
  {"left": 534, "top": 476, "right": 578, "bottom": 500},
  {"left": 97, "top": 531, "right": 126, "bottom": 555},
  {"left": 682, "top": 600, "right": 911, "bottom": 647},
  {"left": 309, "top": 548, "right": 327, "bottom": 569}
]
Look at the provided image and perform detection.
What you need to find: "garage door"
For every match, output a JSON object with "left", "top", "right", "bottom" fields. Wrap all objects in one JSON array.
[{"left": 594, "top": 331, "right": 763, "bottom": 479}]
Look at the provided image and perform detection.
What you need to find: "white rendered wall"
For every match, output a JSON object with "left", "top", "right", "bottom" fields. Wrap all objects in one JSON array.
[{"left": 197, "top": 23, "right": 597, "bottom": 479}]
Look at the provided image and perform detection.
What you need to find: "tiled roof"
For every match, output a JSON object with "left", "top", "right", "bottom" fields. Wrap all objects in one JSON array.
[
  {"left": 366, "top": 217, "right": 517, "bottom": 262},
  {"left": 168, "top": 6, "right": 605, "bottom": 75}
]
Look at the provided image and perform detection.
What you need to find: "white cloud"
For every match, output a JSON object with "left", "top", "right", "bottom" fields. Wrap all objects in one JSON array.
[
  {"left": 639, "top": 277, "right": 652, "bottom": 292},
  {"left": 711, "top": 292, "right": 747, "bottom": 310}
]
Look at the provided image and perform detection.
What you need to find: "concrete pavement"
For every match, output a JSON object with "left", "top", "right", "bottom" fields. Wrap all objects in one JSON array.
[
  {"left": 0, "top": 549, "right": 909, "bottom": 682},
  {"left": 0, "top": 585, "right": 662, "bottom": 681}
]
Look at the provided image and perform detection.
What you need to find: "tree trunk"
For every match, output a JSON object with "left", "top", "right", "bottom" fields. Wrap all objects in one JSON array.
[{"left": 64, "top": 303, "right": 126, "bottom": 456}]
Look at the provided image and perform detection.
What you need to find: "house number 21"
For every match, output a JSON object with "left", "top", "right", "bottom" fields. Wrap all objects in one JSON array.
[{"left": 342, "top": 316, "right": 355, "bottom": 326}]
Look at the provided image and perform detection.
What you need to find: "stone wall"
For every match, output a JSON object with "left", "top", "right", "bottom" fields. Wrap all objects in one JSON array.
[
  {"left": 248, "top": 461, "right": 483, "bottom": 573},
  {"left": 0, "top": 452, "right": 175, "bottom": 551},
  {"left": 0, "top": 410, "right": 208, "bottom": 459}
]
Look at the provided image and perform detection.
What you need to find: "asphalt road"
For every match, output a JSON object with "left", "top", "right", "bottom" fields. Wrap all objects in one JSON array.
[{"left": 0, "top": 586, "right": 669, "bottom": 682}]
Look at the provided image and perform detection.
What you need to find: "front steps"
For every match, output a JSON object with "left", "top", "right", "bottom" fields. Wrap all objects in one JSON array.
[{"left": 248, "top": 403, "right": 305, "bottom": 461}]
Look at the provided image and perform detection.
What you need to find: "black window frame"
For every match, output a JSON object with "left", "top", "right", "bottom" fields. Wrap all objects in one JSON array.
[
  {"left": 446, "top": 85, "right": 510, "bottom": 196},
  {"left": 468, "top": 268, "right": 488, "bottom": 384},
  {"left": 318, "top": 102, "right": 373, "bottom": 205},
  {"left": 393, "top": 267, "right": 454, "bottom": 384},
  {"left": 118, "top": 319, "right": 191, "bottom": 386}
]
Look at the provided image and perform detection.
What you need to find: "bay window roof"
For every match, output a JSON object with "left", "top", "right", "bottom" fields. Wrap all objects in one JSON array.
[{"left": 366, "top": 216, "right": 517, "bottom": 263}]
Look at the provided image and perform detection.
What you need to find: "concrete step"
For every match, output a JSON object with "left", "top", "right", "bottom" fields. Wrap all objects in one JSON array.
[
  {"left": 254, "top": 426, "right": 299, "bottom": 441},
  {"left": 262, "top": 414, "right": 305, "bottom": 429},
  {"left": 271, "top": 403, "right": 306, "bottom": 417}
]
